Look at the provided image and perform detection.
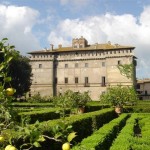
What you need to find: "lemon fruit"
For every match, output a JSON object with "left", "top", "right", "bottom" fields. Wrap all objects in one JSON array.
[
  {"left": 6, "top": 88, "right": 15, "bottom": 96},
  {"left": 62, "top": 142, "right": 70, "bottom": 150},
  {"left": 0, "top": 136, "right": 4, "bottom": 143},
  {"left": 5, "top": 145, "right": 17, "bottom": 150}
]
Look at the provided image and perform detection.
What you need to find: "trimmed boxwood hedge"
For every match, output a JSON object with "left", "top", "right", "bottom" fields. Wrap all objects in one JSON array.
[
  {"left": 110, "top": 113, "right": 137, "bottom": 150},
  {"left": 72, "top": 113, "right": 129, "bottom": 150},
  {"left": 17, "top": 108, "right": 70, "bottom": 124},
  {"left": 8, "top": 108, "right": 116, "bottom": 149},
  {"left": 11, "top": 102, "right": 54, "bottom": 108},
  {"left": 131, "top": 114, "right": 150, "bottom": 150},
  {"left": 15, "top": 104, "right": 110, "bottom": 123}
]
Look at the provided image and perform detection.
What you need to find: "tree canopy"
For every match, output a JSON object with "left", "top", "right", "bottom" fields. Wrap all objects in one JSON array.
[
  {"left": 0, "top": 38, "right": 32, "bottom": 97},
  {"left": 8, "top": 54, "right": 32, "bottom": 97}
]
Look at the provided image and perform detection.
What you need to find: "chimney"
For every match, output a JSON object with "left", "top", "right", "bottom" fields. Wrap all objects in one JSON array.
[
  {"left": 58, "top": 44, "right": 62, "bottom": 49},
  {"left": 50, "top": 44, "right": 54, "bottom": 50}
]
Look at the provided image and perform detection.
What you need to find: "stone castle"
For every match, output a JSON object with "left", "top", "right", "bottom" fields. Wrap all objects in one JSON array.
[{"left": 28, "top": 36, "right": 136, "bottom": 100}]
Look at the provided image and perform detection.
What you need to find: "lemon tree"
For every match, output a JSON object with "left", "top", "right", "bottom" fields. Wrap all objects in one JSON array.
[{"left": 0, "top": 38, "right": 17, "bottom": 148}]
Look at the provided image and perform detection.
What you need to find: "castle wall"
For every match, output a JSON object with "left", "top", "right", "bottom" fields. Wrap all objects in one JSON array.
[{"left": 29, "top": 40, "right": 135, "bottom": 100}]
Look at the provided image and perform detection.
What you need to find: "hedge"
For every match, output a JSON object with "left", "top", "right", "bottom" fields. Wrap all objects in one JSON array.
[
  {"left": 131, "top": 114, "right": 150, "bottom": 150},
  {"left": 17, "top": 108, "right": 70, "bottom": 124},
  {"left": 124, "top": 106, "right": 150, "bottom": 113},
  {"left": 72, "top": 113, "right": 129, "bottom": 150},
  {"left": 16, "top": 104, "right": 110, "bottom": 124},
  {"left": 7, "top": 108, "right": 116, "bottom": 149},
  {"left": 110, "top": 114, "right": 137, "bottom": 150},
  {"left": 11, "top": 102, "right": 54, "bottom": 108},
  {"left": 84, "top": 104, "right": 110, "bottom": 112}
]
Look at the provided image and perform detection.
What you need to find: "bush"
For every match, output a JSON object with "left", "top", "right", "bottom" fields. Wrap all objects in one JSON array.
[
  {"left": 100, "top": 85, "right": 138, "bottom": 107},
  {"left": 26, "top": 93, "right": 52, "bottom": 103},
  {"left": 3, "top": 108, "right": 116, "bottom": 149},
  {"left": 72, "top": 114, "right": 129, "bottom": 150}
]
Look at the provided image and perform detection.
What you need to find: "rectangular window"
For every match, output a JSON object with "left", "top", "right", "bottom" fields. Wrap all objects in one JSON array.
[
  {"left": 85, "top": 77, "right": 88, "bottom": 84},
  {"left": 136, "top": 84, "right": 140, "bottom": 89},
  {"left": 75, "top": 77, "right": 78, "bottom": 83},
  {"left": 65, "top": 77, "right": 68, "bottom": 84},
  {"left": 118, "top": 60, "right": 121, "bottom": 65},
  {"left": 102, "top": 76, "right": 106, "bottom": 86},
  {"left": 65, "top": 64, "right": 68, "bottom": 68},
  {"left": 39, "top": 64, "right": 42, "bottom": 68},
  {"left": 75, "top": 63, "right": 78, "bottom": 68},
  {"left": 85, "top": 63, "right": 88, "bottom": 67},
  {"left": 102, "top": 62, "right": 105, "bottom": 67},
  {"left": 84, "top": 77, "right": 89, "bottom": 87}
]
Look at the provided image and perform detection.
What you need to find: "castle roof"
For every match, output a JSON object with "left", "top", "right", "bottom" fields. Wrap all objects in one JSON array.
[{"left": 28, "top": 39, "right": 135, "bottom": 54}]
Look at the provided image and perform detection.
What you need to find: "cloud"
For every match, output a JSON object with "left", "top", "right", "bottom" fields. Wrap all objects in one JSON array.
[
  {"left": 0, "top": 4, "right": 41, "bottom": 55},
  {"left": 48, "top": 6, "right": 150, "bottom": 78}
]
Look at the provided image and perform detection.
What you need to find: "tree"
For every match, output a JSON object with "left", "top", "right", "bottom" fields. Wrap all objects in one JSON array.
[
  {"left": 0, "top": 39, "right": 32, "bottom": 97},
  {"left": 8, "top": 54, "right": 32, "bottom": 97}
]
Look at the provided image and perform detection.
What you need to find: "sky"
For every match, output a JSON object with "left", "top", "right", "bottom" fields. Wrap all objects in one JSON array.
[{"left": 0, "top": 0, "right": 150, "bottom": 79}]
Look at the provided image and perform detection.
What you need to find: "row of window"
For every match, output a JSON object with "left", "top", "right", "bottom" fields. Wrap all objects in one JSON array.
[
  {"left": 55, "top": 76, "right": 106, "bottom": 86},
  {"left": 65, "top": 63, "right": 92, "bottom": 68},
  {"left": 32, "top": 49, "right": 132, "bottom": 59},
  {"left": 38, "top": 60, "right": 122, "bottom": 69}
]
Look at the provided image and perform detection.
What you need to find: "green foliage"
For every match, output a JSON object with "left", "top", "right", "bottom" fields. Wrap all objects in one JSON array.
[
  {"left": 63, "top": 90, "right": 92, "bottom": 108},
  {"left": 8, "top": 55, "right": 32, "bottom": 97},
  {"left": 117, "top": 63, "right": 134, "bottom": 80},
  {"left": 16, "top": 119, "right": 46, "bottom": 149},
  {"left": 4, "top": 108, "right": 115, "bottom": 149},
  {"left": 110, "top": 114, "right": 136, "bottom": 150},
  {"left": 26, "top": 93, "right": 52, "bottom": 103},
  {"left": 17, "top": 108, "right": 70, "bottom": 124},
  {"left": 0, "top": 38, "right": 17, "bottom": 148},
  {"left": 72, "top": 114, "right": 129, "bottom": 150},
  {"left": 100, "top": 85, "right": 138, "bottom": 107},
  {"left": 51, "top": 120, "right": 77, "bottom": 143}
]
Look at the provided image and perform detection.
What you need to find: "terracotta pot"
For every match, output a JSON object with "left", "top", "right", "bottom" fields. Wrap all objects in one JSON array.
[
  {"left": 78, "top": 107, "right": 85, "bottom": 114},
  {"left": 115, "top": 106, "right": 123, "bottom": 114}
]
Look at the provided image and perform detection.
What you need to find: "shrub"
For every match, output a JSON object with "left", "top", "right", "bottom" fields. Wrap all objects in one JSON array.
[
  {"left": 72, "top": 114, "right": 129, "bottom": 150},
  {"left": 100, "top": 85, "right": 138, "bottom": 107}
]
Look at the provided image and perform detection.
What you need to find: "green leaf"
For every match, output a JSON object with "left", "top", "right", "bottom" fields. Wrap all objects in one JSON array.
[
  {"left": 2, "top": 38, "right": 8, "bottom": 41},
  {"left": 67, "top": 132, "right": 77, "bottom": 142},
  {"left": 54, "top": 132, "right": 63, "bottom": 139},
  {"left": 0, "top": 73, "right": 4, "bottom": 77},
  {"left": 25, "top": 127, "right": 31, "bottom": 135},
  {"left": 55, "top": 110, "right": 60, "bottom": 113},
  {"left": 6, "top": 56, "right": 13, "bottom": 63},
  {"left": 10, "top": 45, "right": 15, "bottom": 49},
  {"left": 4, "top": 77, "right": 12, "bottom": 82},
  {"left": 33, "top": 141, "right": 41, "bottom": 147},
  {"left": 0, "top": 64, "right": 4, "bottom": 71},
  {"left": 37, "top": 135, "right": 45, "bottom": 142}
]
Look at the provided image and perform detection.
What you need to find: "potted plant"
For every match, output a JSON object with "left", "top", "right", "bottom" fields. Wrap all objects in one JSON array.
[
  {"left": 63, "top": 90, "right": 91, "bottom": 114},
  {"left": 100, "top": 85, "right": 138, "bottom": 114},
  {"left": 73, "top": 91, "right": 91, "bottom": 114}
]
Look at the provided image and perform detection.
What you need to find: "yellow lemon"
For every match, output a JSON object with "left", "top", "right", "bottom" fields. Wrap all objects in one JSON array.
[
  {"left": 6, "top": 88, "right": 15, "bottom": 96},
  {"left": 62, "top": 142, "right": 70, "bottom": 150},
  {"left": 5, "top": 145, "right": 17, "bottom": 150}
]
